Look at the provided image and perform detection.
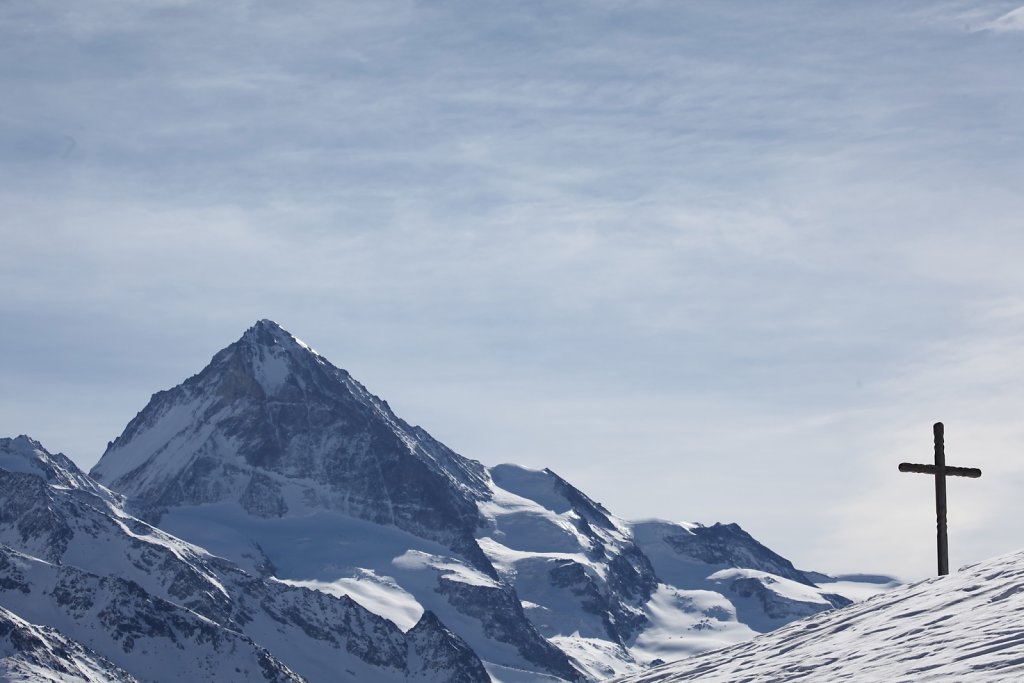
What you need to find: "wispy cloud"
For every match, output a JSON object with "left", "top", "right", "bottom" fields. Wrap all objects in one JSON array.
[
  {"left": 981, "top": 6, "right": 1024, "bottom": 32},
  {"left": 2, "top": 0, "right": 1023, "bottom": 578}
]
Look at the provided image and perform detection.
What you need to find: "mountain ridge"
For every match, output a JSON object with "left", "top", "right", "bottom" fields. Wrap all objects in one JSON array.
[
  {"left": 81, "top": 320, "right": 887, "bottom": 680},
  {"left": 0, "top": 435, "right": 492, "bottom": 682}
]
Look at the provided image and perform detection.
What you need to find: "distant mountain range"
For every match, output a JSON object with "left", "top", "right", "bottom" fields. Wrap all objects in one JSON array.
[{"left": 0, "top": 320, "right": 897, "bottom": 681}]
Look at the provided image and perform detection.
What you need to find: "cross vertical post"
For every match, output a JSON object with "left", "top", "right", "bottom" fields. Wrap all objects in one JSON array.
[{"left": 934, "top": 422, "right": 947, "bottom": 576}]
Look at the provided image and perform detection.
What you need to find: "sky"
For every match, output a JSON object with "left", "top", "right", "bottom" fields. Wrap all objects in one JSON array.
[{"left": 2, "top": 0, "right": 1024, "bottom": 581}]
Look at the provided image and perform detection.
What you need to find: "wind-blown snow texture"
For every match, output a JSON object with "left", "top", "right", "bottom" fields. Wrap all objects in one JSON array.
[
  {"left": 613, "top": 548, "right": 1024, "bottom": 682},
  {"left": 84, "top": 320, "right": 890, "bottom": 681}
]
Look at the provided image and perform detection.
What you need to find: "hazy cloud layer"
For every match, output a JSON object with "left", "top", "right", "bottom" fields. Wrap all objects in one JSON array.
[{"left": 2, "top": 0, "right": 1024, "bottom": 578}]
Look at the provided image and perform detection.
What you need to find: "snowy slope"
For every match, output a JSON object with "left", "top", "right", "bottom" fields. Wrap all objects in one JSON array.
[
  {"left": 613, "top": 548, "right": 1024, "bottom": 682},
  {"left": 0, "top": 436, "right": 489, "bottom": 683},
  {"left": 83, "top": 320, "right": 896, "bottom": 681},
  {"left": 0, "top": 545, "right": 305, "bottom": 683},
  {"left": 0, "top": 604, "right": 138, "bottom": 683},
  {"left": 476, "top": 466, "right": 868, "bottom": 678}
]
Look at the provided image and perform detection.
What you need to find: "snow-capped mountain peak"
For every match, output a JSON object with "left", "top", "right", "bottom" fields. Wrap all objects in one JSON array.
[
  {"left": 79, "top": 322, "right": 897, "bottom": 681},
  {"left": 91, "top": 320, "right": 491, "bottom": 528},
  {"left": 0, "top": 435, "right": 115, "bottom": 502},
  {"left": 243, "top": 318, "right": 314, "bottom": 349},
  {"left": 236, "top": 318, "right": 328, "bottom": 394}
]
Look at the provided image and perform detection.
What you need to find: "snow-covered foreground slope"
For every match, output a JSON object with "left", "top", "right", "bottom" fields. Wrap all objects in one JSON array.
[
  {"left": 85, "top": 320, "right": 894, "bottom": 681},
  {"left": 613, "top": 548, "right": 1024, "bottom": 682}
]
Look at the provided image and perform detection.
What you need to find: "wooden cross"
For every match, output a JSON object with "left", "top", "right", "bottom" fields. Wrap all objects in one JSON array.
[{"left": 898, "top": 422, "right": 981, "bottom": 576}]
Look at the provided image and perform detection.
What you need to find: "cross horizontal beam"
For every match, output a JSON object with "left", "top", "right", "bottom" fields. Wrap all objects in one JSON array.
[{"left": 898, "top": 462, "right": 982, "bottom": 478}]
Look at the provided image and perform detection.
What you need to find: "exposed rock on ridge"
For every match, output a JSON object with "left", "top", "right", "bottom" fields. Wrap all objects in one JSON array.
[{"left": 0, "top": 436, "right": 491, "bottom": 683}]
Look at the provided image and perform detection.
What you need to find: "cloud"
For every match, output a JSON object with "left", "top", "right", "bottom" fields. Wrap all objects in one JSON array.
[
  {"left": 981, "top": 6, "right": 1024, "bottom": 32},
  {"left": 2, "top": 0, "right": 1024, "bottom": 579}
]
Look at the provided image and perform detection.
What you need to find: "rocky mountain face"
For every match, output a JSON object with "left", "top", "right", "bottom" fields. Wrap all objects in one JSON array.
[
  {"left": 82, "top": 321, "right": 890, "bottom": 681},
  {"left": 0, "top": 435, "right": 489, "bottom": 683},
  {"left": 0, "top": 604, "right": 138, "bottom": 683},
  {"left": 93, "top": 320, "right": 493, "bottom": 573}
]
